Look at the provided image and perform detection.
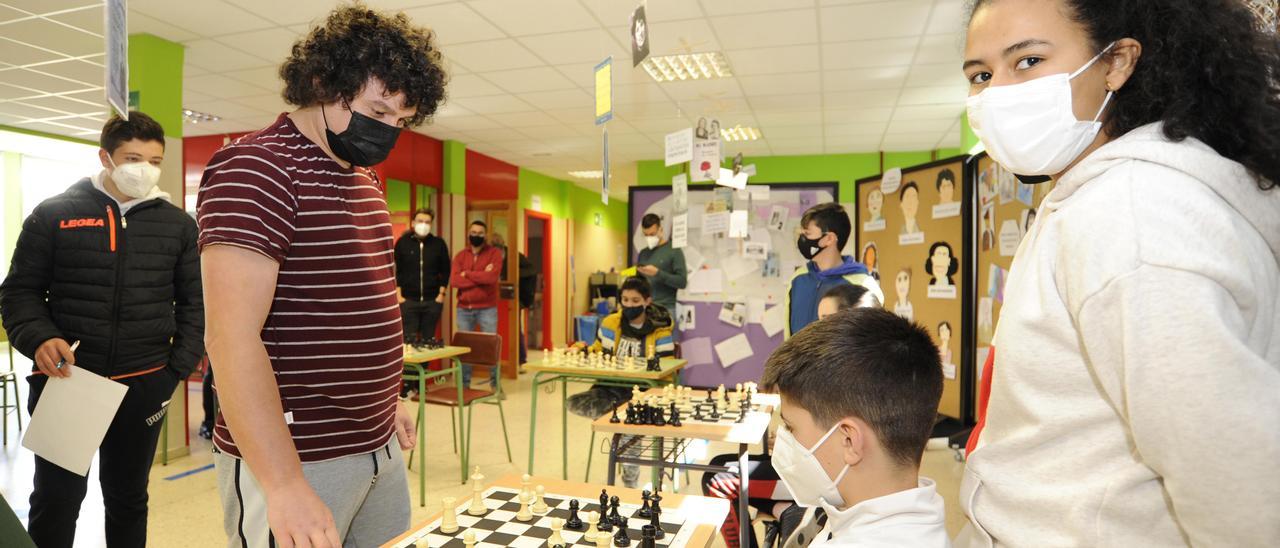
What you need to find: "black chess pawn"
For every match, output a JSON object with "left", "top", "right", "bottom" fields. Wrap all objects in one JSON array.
[
  {"left": 642, "top": 524, "right": 660, "bottom": 546},
  {"left": 613, "top": 525, "right": 631, "bottom": 547},
  {"left": 638, "top": 490, "right": 653, "bottom": 519},
  {"left": 609, "top": 495, "right": 624, "bottom": 527},
  {"left": 649, "top": 501, "right": 665, "bottom": 539},
  {"left": 609, "top": 405, "right": 621, "bottom": 424},
  {"left": 565, "top": 499, "right": 584, "bottom": 530},
  {"left": 735, "top": 410, "right": 746, "bottom": 423},
  {"left": 653, "top": 406, "right": 666, "bottom": 427},
  {"left": 705, "top": 389, "right": 714, "bottom": 403},
  {"left": 670, "top": 407, "right": 682, "bottom": 427},
  {"left": 624, "top": 404, "right": 635, "bottom": 425}
]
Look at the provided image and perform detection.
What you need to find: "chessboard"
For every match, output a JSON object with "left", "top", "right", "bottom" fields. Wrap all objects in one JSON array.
[
  {"left": 610, "top": 383, "right": 766, "bottom": 427},
  {"left": 391, "top": 486, "right": 694, "bottom": 548}
]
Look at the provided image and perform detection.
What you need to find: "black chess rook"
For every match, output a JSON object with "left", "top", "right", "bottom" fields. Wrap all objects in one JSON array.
[{"left": 640, "top": 524, "right": 658, "bottom": 548}]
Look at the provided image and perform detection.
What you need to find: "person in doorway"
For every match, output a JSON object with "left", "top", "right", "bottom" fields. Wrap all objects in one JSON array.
[
  {"left": 0, "top": 111, "right": 204, "bottom": 548},
  {"left": 394, "top": 208, "right": 450, "bottom": 347},
  {"left": 960, "top": 0, "right": 1280, "bottom": 545},
  {"left": 487, "top": 233, "right": 536, "bottom": 365},
  {"left": 786, "top": 203, "right": 883, "bottom": 338},
  {"left": 635, "top": 213, "right": 687, "bottom": 319},
  {"left": 198, "top": 6, "right": 446, "bottom": 547},
  {"left": 453, "top": 220, "right": 503, "bottom": 390}
]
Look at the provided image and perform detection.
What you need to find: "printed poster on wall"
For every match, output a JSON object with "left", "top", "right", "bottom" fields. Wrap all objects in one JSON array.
[
  {"left": 665, "top": 128, "right": 693, "bottom": 167},
  {"left": 690, "top": 140, "right": 720, "bottom": 182},
  {"left": 673, "top": 173, "right": 689, "bottom": 212},
  {"left": 594, "top": 57, "right": 612, "bottom": 125},
  {"left": 671, "top": 213, "right": 688, "bottom": 249}
]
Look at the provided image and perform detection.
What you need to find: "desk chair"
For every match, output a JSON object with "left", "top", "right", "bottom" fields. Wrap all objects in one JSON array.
[
  {"left": 0, "top": 325, "right": 23, "bottom": 446},
  {"left": 410, "top": 332, "right": 512, "bottom": 477}
]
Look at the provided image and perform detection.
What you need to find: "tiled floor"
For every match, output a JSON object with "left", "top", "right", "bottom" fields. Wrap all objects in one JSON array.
[{"left": 0, "top": 352, "right": 968, "bottom": 547}]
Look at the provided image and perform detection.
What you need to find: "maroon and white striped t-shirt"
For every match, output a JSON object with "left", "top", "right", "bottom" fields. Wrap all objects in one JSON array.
[{"left": 197, "top": 113, "right": 403, "bottom": 463}]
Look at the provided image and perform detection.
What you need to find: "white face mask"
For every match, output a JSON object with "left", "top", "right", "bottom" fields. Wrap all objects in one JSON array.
[
  {"left": 773, "top": 423, "right": 851, "bottom": 508},
  {"left": 414, "top": 222, "right": 430, "bottom": 237},
  {"left": 108, "top": 156, "right": 162, "bottom": 199},
  {"left": 966, "top": 43, "right": 1116, "bottom": 176},
  {"left": 644, "top": 235, "right": 660, "bottom": 250}
]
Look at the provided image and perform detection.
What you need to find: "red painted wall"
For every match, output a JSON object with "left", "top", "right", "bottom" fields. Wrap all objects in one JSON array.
[{"left": 464, "top": 150, "right": 518, "bottom": 201}]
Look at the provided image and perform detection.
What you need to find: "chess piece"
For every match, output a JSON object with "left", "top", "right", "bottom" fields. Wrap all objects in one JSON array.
[
  {"left": 640, "top": 524, "right": 658, "bottom": 548},
  {"left": 649, "top": 498, "right": 665, "bottom": 539},
  {"left": 596, "top": 504, "right": 613, "bottom": 532},
  {"left": 653, "top": 405, "right": 666, "bottom": 427},
  {"left": 416, "top": 537, "right": 430, "bottom": 548},
  {"left": 638, "top": 490, "right": 653, "bottom": 519},
  {"left": 440, "top": 496, "right": 459, "bottom": 533},
  {"left": 463, "top": 530, "right": 476, "bottom": 548},
  {"left": 609, "top": 405, "right": 621, "bottom": 423},
  {"left": 583, "top": 511, "right": 599, "bottom": 541},
  {"left": 595, "top": 529, "right": 612, "bottom": 548},
  {"left": 548, "top": 517, "right": 566, "bottom": 546},
  {"left": 613, "top": 525, "right": 631, "bottom": 547},
  {"left": 516, "top": 489, "right": 534, "bottom": 521},
  {"left": 468, "top": 467, "right": 487, "bottom": 516},
  {"left": 533, "top": 485, "right": 549, "bottom": 514},
  {"left": 609, "top": 496, "right": 624, "bottom": 527},
  {"left": 565, "top": 500, "right": 585, "bottom": 530},
  {"left": 521, "top": 474, "right": 533, "bottom": 497}
]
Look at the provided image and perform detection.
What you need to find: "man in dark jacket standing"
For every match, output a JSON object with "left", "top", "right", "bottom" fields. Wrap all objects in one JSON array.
[
  {"left": 394, "top": 208, "right": 449, "bottom": 345},
  {"left": 0, "top": 112, "right": 204, "bottom": 548}
]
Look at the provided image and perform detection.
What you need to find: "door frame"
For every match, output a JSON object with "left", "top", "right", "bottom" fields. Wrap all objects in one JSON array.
[
  {"left": 524, "top": 209, "right": 554, "bottom": 350},
  {"left": 467, "top": 200, "right": 520, "bottom": 379}
]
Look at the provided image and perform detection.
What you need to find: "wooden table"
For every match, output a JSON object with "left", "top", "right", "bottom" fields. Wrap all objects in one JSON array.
[
  {"left": 524, "top": 357, "right": 687, "bottom": 480},
  {"left": 382, "top": 473, "right": 729, "bottom": 548},
  {"left": 592, "top": 388, "right": 779, "bottom": 545},
  {"left": 403, "top": 345, "right": 470, "bottom": 505}
]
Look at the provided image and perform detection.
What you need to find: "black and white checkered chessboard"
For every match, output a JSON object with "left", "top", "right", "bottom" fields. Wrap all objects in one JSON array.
[
  {"left": 393, "top": 487, "right": 694, "bottom": 548},
  {"left": 671, "top": 398, "right": 763, "bottom": 425}
]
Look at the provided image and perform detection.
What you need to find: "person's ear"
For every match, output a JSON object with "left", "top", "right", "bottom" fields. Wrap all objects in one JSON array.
[
  {"left": 838, "top": 419, "right": 865, "bottom": 467},
  {"left": 1104, "top": 38, "right": 1143, "bottom": 92},
  {"left": 98, "top": 149, "right": 113, "bottom": 170}
]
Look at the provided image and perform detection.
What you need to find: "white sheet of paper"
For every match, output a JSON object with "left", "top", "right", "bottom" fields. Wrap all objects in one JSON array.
[
  {"left": 716, "top": 168, "right": 748, "bottom": 190},
  {"left": 702, "top": 211, "right": 730, "bottom": 235},
  {"left": 932, "top": 202, "right": 961, "bottom": 219},
  {"left": 742, "top": 164, "right": 757, "bottom": 176},
  {"left": 23, "top": 367, "right": 128, "bottom": 477},
  {"left": 687, "top": 268, "right": 724, "bottom": 294},
  {"left": 747, "top": 297, "right": 766, "bottom": 324},
  {"left": 723, "top": 256, "right": 760, "bottom": 281},
  {"left": 675, "top": 303, "right": 696, "bottom": 331},
  {"left": 881, "top": 167, "right": 902, "bottom": 194},
  {"left": 682, "top": 245, "right": 705, "bottom": 271},
  {"left": 768, "top": 206, "right": 789, "bottom": 231},
  {"left": 728, "top": 210, "right": 749, "bottom": 238},
  {"left": 691, "top": 140, "right": 720, "bottom": 182},
  {"left": 665, "top": 128, "right": 694, "bottom": 166},
  {"left": 718, "top": 301, "right": 747, "bottom": 327},
  {"left": 672, "top": 173, "right": 689, "bottom": 212},
  {"left": 682, "top": 337, "right": 714, "bottom": 366},
  {"left": 715, "top": 334, "right": 754, "bottom": 368},
  {"left": 747, "top": 185, "right": 770, "bottom": 201},
  {"left": 671, "top": 213, "right": 688, "bottom": 249},
  {"left": 742, "top": 241, "right": 769, "bottom": 260},
  {"left": 762, "top": 304, "right": 787, "bottom": 337},
  {"left": 999, "top": 220, "right": 1021, "bottom": 256}
]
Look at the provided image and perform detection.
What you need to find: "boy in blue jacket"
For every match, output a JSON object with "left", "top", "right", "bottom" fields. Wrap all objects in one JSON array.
[{"left": 786, "top": 203, "right": 883, "bottom": 338}]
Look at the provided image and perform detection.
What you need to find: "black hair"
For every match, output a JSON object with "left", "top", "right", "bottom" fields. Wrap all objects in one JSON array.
[
  {"left": 620, "top": 276, "right": 651, "bottom": 299},
  {"left": 925, "top": 241, "right": 959, "bottom": 283},
  {"left": 100, "top": 112, "right": 165, "bottom": 154},
  {"left": 970, "top": 0, "right": 1280, "bottom": 190},
  {"left": 935, "top": 168, "right": 956, "bottom": 191},
  {"left": 799, "top": 202, "right": 852, "bottom": 251},
  {"left": 762, "top": 308, "right": 943, "bottom": 467},
  {"left": 640, "top": 213, "right": 662, "bottom": 229},
  {"left": 899, "top": 181, "right": 920, "bottom": 202},
  {"left": 281, "top": 4, "right": 449, "bottom": 127},
  {"left": 820, "top": 284, "right": 880, "bottom": 312},
  {"left": 412, "top": 208, "right": 433, "bottom": 220},
  {"left": 469, "top": 220, "right": 487, "bottom": 230}
]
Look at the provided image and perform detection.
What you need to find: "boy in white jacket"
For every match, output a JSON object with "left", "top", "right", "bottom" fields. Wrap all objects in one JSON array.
[
  {"left": 762, "top": 308, "right": 950, "bottom": 547},
  {"left": 960, "top": 0, "right": 1280, "bottom": 546}
]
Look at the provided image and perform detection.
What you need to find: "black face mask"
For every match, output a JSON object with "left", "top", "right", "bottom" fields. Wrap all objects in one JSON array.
[
  {"left": 469, "top": 235, "right": 486, "bottom": 248},
  {"left": 797, "top": 233, "right": 827, "bottom": 261},
  {"left": 323, "top": 102, "right": 401, "bottom": 167},
  {"left": 622, "top": 305, "right": 646, "bottom": 321},
  {"left": 1015, "top": 173, "right": 1053, "bottom": 185}
]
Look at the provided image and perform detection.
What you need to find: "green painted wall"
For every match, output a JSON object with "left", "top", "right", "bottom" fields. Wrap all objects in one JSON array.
[
  {"left": 517, "top": 168, "right": 569, "bottom": 219},
  {"left": 567, "top": 183, "right": 627, "bottom": 232},
  {"left": 128, "top": 34, "right": 184, "bottom": 137},
  {"left": 443, "top": 140, "right": 466, "bottom": 194},
  {"left": 960, "top": 112, "right": 980, "bottom": 152},
  {"left": 386, "top": 178, "right": 411, "bottom": 212}
]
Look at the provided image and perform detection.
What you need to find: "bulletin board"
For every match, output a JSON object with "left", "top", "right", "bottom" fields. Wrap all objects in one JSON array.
[
  {"left": 855, "top": 156, "right": 972, "bottom": 423},
  {"left": 628, "top": 182, "right": 838, "bottom": 389},
  {"left": 970, "top": 153, "right": 1056, "bottom": 381}
]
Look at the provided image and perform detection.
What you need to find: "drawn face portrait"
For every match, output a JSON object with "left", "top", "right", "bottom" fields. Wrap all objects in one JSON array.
[
  {"left": 900, "top": 185, "right": 919, "bottom": 225},
  {"left": 931, "top": 246, "right": 951, "bottom": 282},
  {"left": 938, "top": 176, "right": 955, "bottom": 203},
  {"left": 895, "top": 268, "right": 911, "bottom": 302},
  {"left": 861, "top": 243, "right": 877, "bottom": 272},
  {"left": 938, "top": 322, "right": 951, "bottom": 346},
  {"left": 926, "top": 241, "right": 957, "bottom": 286},
  {"left": 867, "top": 190, "right": 884, "bottom": 220},
  {"left": 633, "top": 18, "right": 646, "bottom": 48}
]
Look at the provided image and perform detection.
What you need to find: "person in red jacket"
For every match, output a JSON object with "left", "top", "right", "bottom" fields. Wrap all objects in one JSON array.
[{"left": 452, "top": 220, "right": 503, "bottom": 389}]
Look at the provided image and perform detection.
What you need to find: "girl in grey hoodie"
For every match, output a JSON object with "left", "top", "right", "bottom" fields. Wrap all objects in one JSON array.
[{"left": 959, "top": 1, "right": 1280, "bottom": 546}]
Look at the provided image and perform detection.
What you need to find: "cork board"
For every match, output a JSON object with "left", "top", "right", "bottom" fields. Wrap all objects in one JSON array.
[{"left": 855, "top": 156, "right": 972, "bottom": 421}]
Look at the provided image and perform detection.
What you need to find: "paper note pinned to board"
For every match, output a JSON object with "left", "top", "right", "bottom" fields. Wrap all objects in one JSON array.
[
  {"left": 747, "top": 297, "right": 767, "bottom": 324},
  {"left": 728, "top": 210, "right": 749, "bottom": 238},
  {"left": 23, "top": 367, "right": 128, "bottom": 476},
  {"left": 687, "top": 268, "right": 724, "bottom": 294},
  {"left": 762, "top": 304, "right": 787, "bottom": 337},
  {"left": 715, "top": 333, "right": 754, "bottom": 368},
  {"left": 682, "top": 337, "right": 714, "bottom": 366}
]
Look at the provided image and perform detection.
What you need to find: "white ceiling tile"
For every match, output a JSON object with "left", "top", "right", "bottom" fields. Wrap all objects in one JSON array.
[
  {"left": 823, "top": 38, "right": 918, "bottom": 70},
  {"left": 223, "top": 66, "right": 285, "bottom": 94},
  {"left": 608, "top": 18, "right": 722, "bottom": 57},
  {"left": 609, "top": 83, "right": 668, "bottom": 106},
  {"left": 710, "top": 9, "right": 817, "bottom": 50},
  {"left": 184, "top": 73, "right": 275, "bottom": 99},
  {"left": 467, "top": 128, "right": 526, "bottom": 143},
  {"left": 905, "top": 62, "right": 968, "bottom": 88},
  {"left": 481, "top": 67, "right": 577, "bottom": 94},
  {"left": 221, "top": 0, "right": 329, "bottom": 27},
  {"left": 756, "top": 125, "right": 819, "bottom": 140},
  {"left": 127, "top": 11, "right": 200, "bottom": 42},
  {"left": 183, "top": 89, "right": 215, "bottom": 105},
  {"left": 824, "top": 136, "right": 882, "bottom": 153},
  {"left": 897, "top": 85, "right": 967, "bottom": 106},
  {"left": 554, "top": 59, "right": 650, "bottom": 88},
  {"left": 519, "top": 88, "right": 592, "bottom": 110},
  {"left": 659, "top": 77, "right": 743, "bottom": 101},
  {"left": 0, "top": 5, "right": 27, "bottom": 24},
  {"left": 186, "top": 99, "right": 272, "bottom": 120},
  {"left": 823, "top": 66, "right": 908, "bottom": 92},
  {"left": 441, "top": 115, "right": 504, "bottom": 131},
  {"left": 681, "top": 97, "right": 751, "bottom": 115},
  {"left": 494, "top": 111, "right": 560, "bottom": 128},
  {"left": 927, "top": 0, "right": 969, "bottom": 35},
  {"left": 617, "top": 101, "right": 685, "bottom": 121},
  {"left": 400, "top": 3, "right": 505, "bottom": 45},
  {"left": 544, "top": 106, "right": 594, "bottom": 125},
  {"left": 820, "top": 1, "right": 931, "bottom": 41},
  {"left": 886, "top": 117, "right": 955, "bottom": 134},
  {"left": 823, "top": 89, "right": 900, "bottom": 109},
  {"left": 892, "top": 104, "right": 964, "bottom": 121},
  {"left": 362, "top": 0, "right": 457, "bottom": 11},
  {"left": 700, "top": 0, "right": 816, "bottom": 16},
  {"left": 2, "top": 17, "right": 104, "bottom": 58},
  {"left": 737, "top": 73, "right": 820, "bottom": 97},
  {"left": 825, "top": 106, "right": 895, "bottom": 123},
  {"left": 452, "top": 94, "right": 535, "bottom": 114},
  {"left": 446, "top": 74, "right": 506, "bottom": 98},
  {"left": 232, "top": 94, "right": 291, "bottom": 114},
  {"left": 726, "top": 45, "right": 820, "bottom": 76},
  {"left": 768, "top": 137, "right": 825, "bottom": 154},
  {"left": 914, "top": 33, "right": 965, "bottom": 64},
  {"left": 214, "top": 28, "right": 300, "bottom": 64},
  {"left": 519, "top": 29, "right": 625, "bottom": 66},
  {"left": 0, "top": 35, "right": 64, "bottom": 66},
  {"left": 184, "top": 39, "right": 275, "bottom": 73},
  {"left": 748, "top": 93, "right": 819, "bottom": 112},
  {"left": 825, "top": 121, "right": 887, "bottom": 137},
  {"left": 626, "top": 117, "right": 693, "bottom": 135},
  {"left": 881, "top": 132, "right": 943, "bottom": 151},
  {"left": 515, "top": 124, "right": 582, "bottom": 139},
  {"left": 936, "top": 129, "right": 962, "bottom": 148},
  {"left": 445, "top": 39, "right": 544, "bottom": 72},
  {"left": 131, "top": 0, "right": 274, "bottom": 38},
  {"left": 584, "top": 0, "right": 705, "bottom": 25},
  {"left": 468, "top": 0, "right": 600, "bottom": 36},
  {"left": 13, "top": 59, "right": 102, "bottom": 88},
  {"left": 44, "top": 7, "right": 104, "bottom": 36},
  {"left": 0, "top": 68, "right": 92, "bottom": 94},
  {"left": 754, "top": 109, "right": 822, "bottom": 127}
]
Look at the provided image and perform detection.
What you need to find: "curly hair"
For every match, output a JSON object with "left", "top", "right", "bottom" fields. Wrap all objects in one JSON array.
[
  {"left": 280, "top": 3, "right": 448, "bottom": 127},
  {"left": 970, "top": 0, "right": 1280, "bottom": 190}
]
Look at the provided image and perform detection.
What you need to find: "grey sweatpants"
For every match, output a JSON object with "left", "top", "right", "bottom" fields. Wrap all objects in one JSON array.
[{"left": 214, "top": 436, "right": 410, "bottom": 548}]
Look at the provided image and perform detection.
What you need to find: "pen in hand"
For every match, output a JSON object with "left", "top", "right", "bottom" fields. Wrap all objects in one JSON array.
[{"left": 55, "top": 340, "right": 80, "bottom": 372}]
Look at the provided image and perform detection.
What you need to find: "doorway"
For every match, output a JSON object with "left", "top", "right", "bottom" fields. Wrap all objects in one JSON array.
[
  {"left": 466, "top": 201, "right": 519, "bottom": 379},
  {"left": 524, "top": 211, "right": 553, "bottom": 351}
]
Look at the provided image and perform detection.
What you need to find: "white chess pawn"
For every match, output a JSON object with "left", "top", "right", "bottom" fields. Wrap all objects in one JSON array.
[
  {"left": 516, "top": 489, "right": 534, "bottom": 521},
  {"left": 735, "top": 382, "right": 743, "bottom": 395},
  {"left": 595, "top": 528, "right": 611, "bottom": 548},
  {"left": 415, "top": 537, "right": 430, "bottom": 548},
  {"left": 583, "top": 511, "right": 599, "bottom": 542},
  {"left": 521, "top": 474, "right": 533, "bottom": 498},
  {"left": 548, "top": 517, "right": 566, "bottom": 546},
  {"left": 463, "top": 530, "right": 476, "bottom": 548},
  {"left": 532, "top": 485, "right": 549, "bottom": 514},
  {"left": 440, "top": 496, "right": 459, "bottom": 533}
]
